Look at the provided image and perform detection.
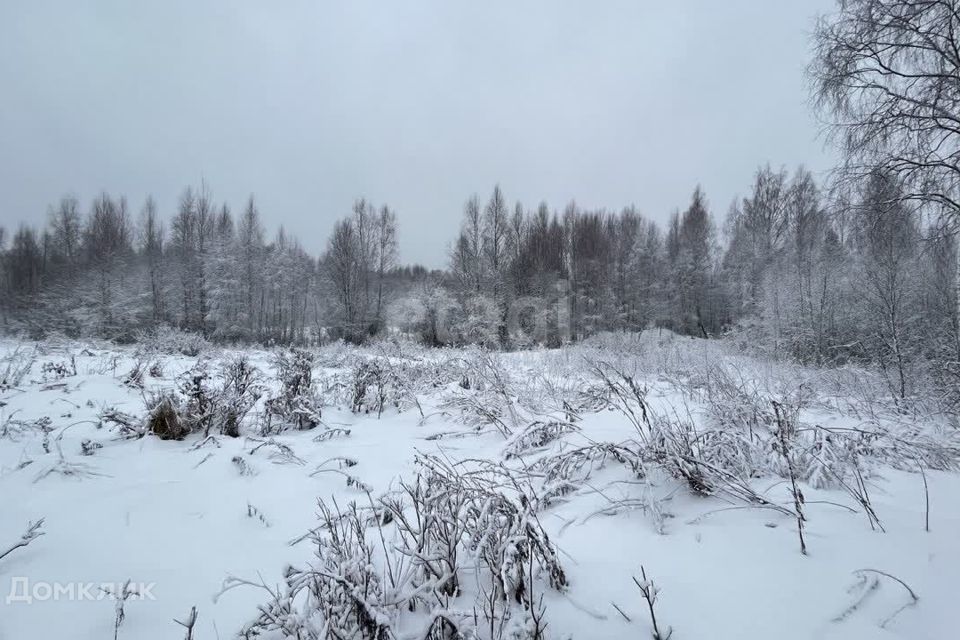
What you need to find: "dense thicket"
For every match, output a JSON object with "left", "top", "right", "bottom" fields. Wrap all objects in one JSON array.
[{"left": 0, "top": 167, "right": 957, "bottom": 401}]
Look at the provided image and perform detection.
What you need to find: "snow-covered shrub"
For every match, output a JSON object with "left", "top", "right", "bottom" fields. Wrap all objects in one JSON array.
[
  {"left": 232, "top": 501, "right": 391, "bottom": 640},
  {"left": 312, "top": 339, "right": 359, "bottom": 370},
  {"left": 531, "top": 442, "right": 641, "bottom": 488},
  {"left": 263, "top": 349, "right": 321, "bottom": 433},
  {"left": 387, "top": 285, "right": 462, "bottom": 347},
  {"left": 440, "top": 352, "right": 524, "bottom": 437},
  {"left": 349, "top": 359, "right": 390, "bottom": 416},
  {"left": 385, "top": 292, "right": 502, "bottom": 347},
  {"left": 441, "top": 389, "right": 512, "bottom": 436},
  {"left": 218, "top": 356, "right": 263, "bottom": 437},
  {"left": 503, "top": 420, "right": 579, "bottom": 459},
  {"left": 578, "top": 357, "right": 797, "bottom": 511},
  {"left": 454, "top": 295, "right": 502, "bottom": 347},
  {"left": 649, "top": 380, "right": 801, "bottom": 502},
  {"left": 346, "top": 356, "right": 428, "bottom": 417},
  {"left": 693, "top": 362, "right": 959, "bottom": 489},
  {"left": 0, "top": 414, "right": 54, "bottom": 442},
  {"left": 140, "top": 357, "right": 263, "bottom": 440},
  {"left": 40, "top": 357, "right": 76, "bottom": 382},
  {"left": 697, "top": 365, "right": 773, "bottom": 435},
  {"left": 384, "top": 455, "right": 567, "bottom": 634},
  {"left": 590, "top": 360, "right": 651, "bottom": 440},
  {"left": 145, "top": 393, "right": 188, "bottom": 441},
  {"left": 247, "top": 437, "right": 306, "bottom": 466},
  {"left": 313, "top": 348, "right": 460, "bottom": 417},
  {"left": 177, "top": 363, "right": 218, "bottom": 436},
  {"left": 0, "top": 345, "right": 36, "bottom": 391},
  {"left": 239, "top": 454, "right": 566, "bottom": 640},
  {"left": 121, "top": 358, "right": 147, "bottom": 389},
  {"left": 136, "top": 326, "right": 212, "bottom": 357}
]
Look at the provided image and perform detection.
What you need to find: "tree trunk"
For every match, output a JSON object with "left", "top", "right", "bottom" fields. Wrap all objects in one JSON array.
[{"left": 955, "top": 230, "right": 960, "bottom": 360}]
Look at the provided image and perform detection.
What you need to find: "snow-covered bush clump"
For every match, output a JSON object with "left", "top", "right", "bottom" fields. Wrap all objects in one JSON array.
[{"left": 263, "top": 349, "right": 322, "bottom": 433}]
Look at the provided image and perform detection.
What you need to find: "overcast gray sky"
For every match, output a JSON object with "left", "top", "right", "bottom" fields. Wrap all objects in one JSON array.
[{"left": 0, "top": 0, "right": 835, "bottom": 267}]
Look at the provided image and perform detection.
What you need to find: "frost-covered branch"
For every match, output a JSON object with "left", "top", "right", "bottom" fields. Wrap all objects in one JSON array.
[{"left": 0, "top": 518, "right": 45, "bottom": 563}]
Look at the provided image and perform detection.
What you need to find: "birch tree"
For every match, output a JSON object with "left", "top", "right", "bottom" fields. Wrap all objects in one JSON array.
[{"left": 811, "top": 0, "right": 960, "bottom": 363}]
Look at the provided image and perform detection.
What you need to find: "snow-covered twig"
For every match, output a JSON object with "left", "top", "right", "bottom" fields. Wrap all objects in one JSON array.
[
  {"left": 101, "top": 579, "right": 141, "bottom": 640},
  {"left": 856, "top": 569, "right": 919, "bottom": 628},
  {"left": 0, "top": 518, "right": 45, "bottom": 563},
  {"left": 633, "top": 565, "right": 672, "bottom": 640},
  {"left": 173, "top": 606, "right": 198, "bottom": 640}
]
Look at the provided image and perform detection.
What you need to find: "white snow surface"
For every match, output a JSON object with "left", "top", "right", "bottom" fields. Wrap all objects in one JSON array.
[{"left": 0, "top": 334, "right": 957, "bottom": 640}]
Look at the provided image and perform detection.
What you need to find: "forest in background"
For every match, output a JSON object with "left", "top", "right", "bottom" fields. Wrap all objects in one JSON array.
[
  {"left": 5, "top": 0, "right": 960, "bottom": 408},
  {"left": 0, "top": 164, "right": 957, "bottom": 405}
]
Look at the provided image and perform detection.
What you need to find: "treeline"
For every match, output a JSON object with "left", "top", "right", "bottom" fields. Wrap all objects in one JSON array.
[
  {"left": 0, "top": 185, "right": 418, "bottom": 344},
  {"left": 417, "top": 166, "right": 957, "bottom": 400},
  {"left": 0, "top": 167, "right": 957, "bottom": 399}
]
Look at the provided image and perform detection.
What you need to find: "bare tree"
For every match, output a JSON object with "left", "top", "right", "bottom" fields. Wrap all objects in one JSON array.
[
  {"left": 609, "top": 207, "right": 642, "bottom": 328},
  {"left": 788, "top": 167, "right": 825, "bottom": 334},
  {"left": 450, "top": 232, "right": 474, "bottom": 295},
  {"left": 810, "top": 0, "right": 960, "bottom": 351},
  {"left": 85, "top": 193, "right": 132, "bottom": 330},
  {"left": 353, "top": 199, "right": 379, "bottom": 331},
  {"left": 483, "top": 185, "right": 508, "bottom": 285},
  {"left": 327, "top": 217, "right": 362, "bottom": 341},
  {"left": 194, "top": 183, "right": 216, "bottom": 333},
  {"left": 855, "top": 171, "right": 920, "bottom": 400},
  {"left": 6, "top": 225, "right": 43, "bottom": 299},
  {"left": 171, "top": 187, "right": 198, "bottom": 330},
  {"left": 676, "top": 187, "right": 715, "bottom": 337},
  {"left": 483, "top": 185, "right": 510, "bottom": 343},
  {"left": 374, "top": 205, "right": 398, "bottom": 328},
  {"left": 237, "top": 196, "right": 266, "bottom": 336},
  {"left": 139, "top": 196, "right": 165, "bottom": 323},
  {"left": 506, "top": 202, "right": 526, "bottom": 295},
  {"left": 457, "top": 194, "right": 484, "bottom": 295},
  {"left": 49, "top": 196, "right": 82, "bottom": 267},
  {"left": 169, "top": 184, "right": 216, "bottom": 333}
]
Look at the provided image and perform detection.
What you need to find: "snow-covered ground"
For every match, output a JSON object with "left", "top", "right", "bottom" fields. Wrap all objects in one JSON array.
[{"left": 1, "top": 333, "right": 957, "bottom": 639}]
